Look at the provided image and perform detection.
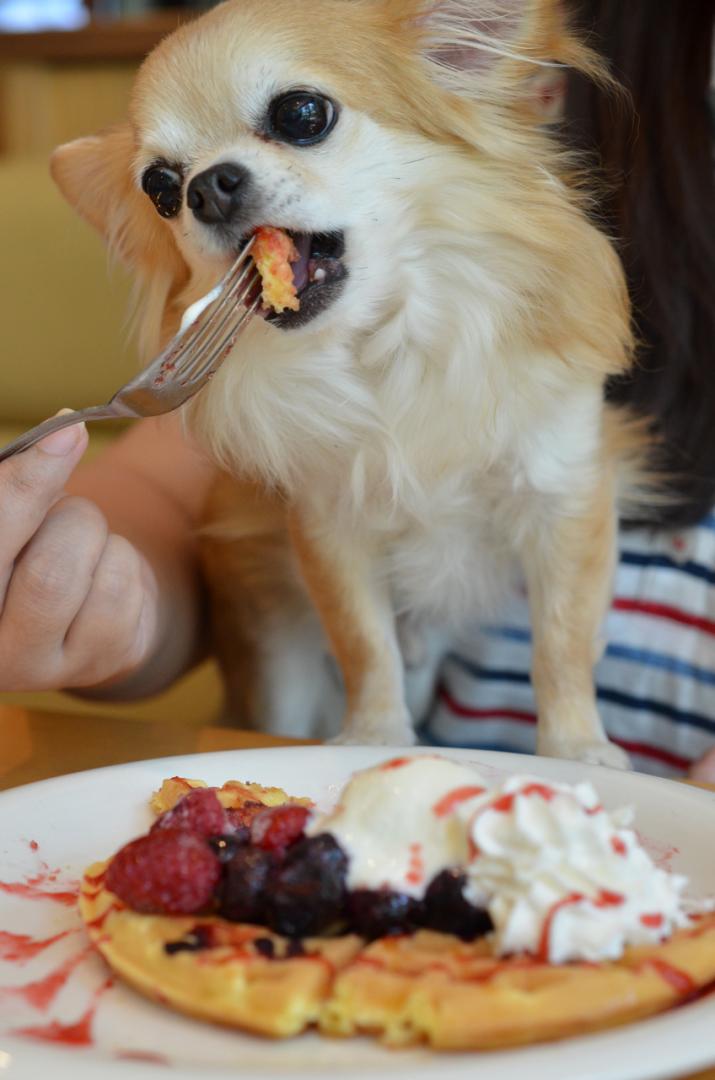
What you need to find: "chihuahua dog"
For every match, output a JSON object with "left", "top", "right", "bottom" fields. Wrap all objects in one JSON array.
[{"left": 51, "top": 0, "right": 643, "bottom": 765}]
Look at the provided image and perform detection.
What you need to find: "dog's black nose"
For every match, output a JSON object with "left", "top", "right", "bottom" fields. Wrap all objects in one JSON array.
[{"left": 186, "top": 162, "right": 249, "bottom": 225}]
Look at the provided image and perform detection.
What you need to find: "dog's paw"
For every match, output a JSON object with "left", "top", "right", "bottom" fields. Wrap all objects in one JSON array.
[
  {"left": 328, "top": 712, "right": 417, "bottom": 747},
  {"left": 538, "top": 734, "right": 631, "bottom": 771}
]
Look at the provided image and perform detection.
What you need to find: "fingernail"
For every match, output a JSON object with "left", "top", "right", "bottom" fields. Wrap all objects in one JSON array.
[{"left": 38, "top": 416, "right": 86, "bottom": 456}]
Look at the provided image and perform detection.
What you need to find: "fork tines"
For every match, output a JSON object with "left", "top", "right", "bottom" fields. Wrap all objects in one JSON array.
[
  {"left": 182, "top": 291, "right": 263, "bottom": 387},
  {"left": 173, "top": 238, "right": 261, "bottom": 384}
]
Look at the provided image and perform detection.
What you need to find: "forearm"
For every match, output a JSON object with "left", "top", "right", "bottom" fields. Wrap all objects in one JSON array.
[
  {"left": 65, "top": 418, "right": 214, "bottom": 699},
  {"left": 65, "top": 456, "right": 203, "bottom": 699}
]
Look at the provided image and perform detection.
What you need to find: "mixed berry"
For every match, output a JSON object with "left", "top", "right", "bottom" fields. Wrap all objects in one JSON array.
[{"left": 105, "top": 787, "right": 492, "bottom": 946}]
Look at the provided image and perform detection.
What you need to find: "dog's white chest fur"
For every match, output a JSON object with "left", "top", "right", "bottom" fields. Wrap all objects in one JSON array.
[{"left": 197, "top": 308, "right": 603, "bottom": 625}]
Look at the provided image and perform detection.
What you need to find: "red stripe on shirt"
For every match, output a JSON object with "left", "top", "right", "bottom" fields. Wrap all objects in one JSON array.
[
  {"left": 613, "top": 598, "right": 715, "bottom": 638},
  {"left": 612, "top": 739, "right": 692, "bottom": 771},
  {"left": 438, "top": 686, "right": 693, "bottom": 770},
  {"left": 438, "top": 685, "right": 537, "bottom": 724}
]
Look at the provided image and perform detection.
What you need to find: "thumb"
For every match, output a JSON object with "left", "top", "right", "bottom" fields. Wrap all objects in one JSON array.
[{"left": 0, "top": 411, "right": 88, "bottom": 593}]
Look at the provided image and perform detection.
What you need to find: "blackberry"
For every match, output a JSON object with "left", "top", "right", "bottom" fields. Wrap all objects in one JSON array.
[
  {"left": 164, "top": 925, "right": 215, "bottom": 955},
  {"left": 209, "top": 832, "right": 249, "bottom": 862},
  {"left": 253, "top": 937, "right": 276, "bottom": 958},
  {"left": 218, "top": 846, "right": 278, "bottom": 923},
  {"left": 423, "top": 869, "right": 492, "bottom": 940},
  {"left": 266, "top": 833, "right": 348, "bottom": 937},
  {"left": 348, "top": 889, "right": 423, "bottom": 940}
]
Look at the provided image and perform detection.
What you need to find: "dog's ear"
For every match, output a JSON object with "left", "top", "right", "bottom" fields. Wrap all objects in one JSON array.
[
  {"left": 51, "top": 124, "right": 189, "bottom": 355},
  {"left": 408, "top": 0, "right": 606, "bottom": 112}
]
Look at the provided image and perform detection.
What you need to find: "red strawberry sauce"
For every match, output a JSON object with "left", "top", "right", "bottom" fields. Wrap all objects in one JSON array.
[
  {"left": 642, "top": 958, "right": 696, "bottom": 995},
  {"left": 405, "top": 843, "right": 425, "bottom": 887},
  {"left": 491, "top": 782, "right": 556, "bottom": 814},
  {"left": 0, "top": 929, "right": 75, "bottom": 964},
  {"left": 432, "top": 786, "right": 486, "bottom": 818},
  {"left": 537, "top": 889, "right": 625, "bottom": 962},
  {"left": 0, "top": 868, "right": 78, "bottom": 906},
  {"left": 0, "top": 947, "right": 92, "bottom": 1010},
  {"left": 11, "top": 978, "right": 113, "bottom": 1046}
]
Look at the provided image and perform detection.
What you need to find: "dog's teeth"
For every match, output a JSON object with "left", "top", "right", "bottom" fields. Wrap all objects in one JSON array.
[{"left": 313, "top": 267, "right": 327, "bottom": 283}]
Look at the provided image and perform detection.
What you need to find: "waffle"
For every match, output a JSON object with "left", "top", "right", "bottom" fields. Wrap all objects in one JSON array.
[
  {"left": 80, "top": 871, "right": 362, "bottom": 1038},
  {"left": 80, "top": 778, "right": 715, "bottom": 1048},
  {"left": 252, "top": 226, "right": 300, "bottom": 313},
  {"left": 149, "top": 775, "right": 310, "bottom": 816},
  {"left": 320, "top": 918, "right": 715, "bottom": 1048}
]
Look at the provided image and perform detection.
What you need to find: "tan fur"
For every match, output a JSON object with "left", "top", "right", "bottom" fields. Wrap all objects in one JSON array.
[
  {"left": 51, "top": 0, "right": 646, "bottom": 763},
  {"left": 51, "top": 126, "right": 190, "bottom": 356},
  {"left": 200, "top": 475, "right": 293, "bottom": 729},
  {"left": 524, "top": 464, "right": 617, "bottom": 759},
  {"left": 288, "top": 507, "right": 412, "bottom": 743}
]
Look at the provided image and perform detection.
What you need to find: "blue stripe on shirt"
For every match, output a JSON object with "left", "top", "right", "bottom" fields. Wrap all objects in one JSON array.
[
  {"left": 605, "top": 643, "right": 715, "bottom": 687},
  {"left": 449, "top": 654, "right": 530, "bottom": 684},
  {"left": 484, "top": 625, "right": 531, "bottom": 644},
  {"left": 620, "top": 550, "right": 715, "bottom": 587},
  {"left": 449, "top": 656, "right": 715, "bottom": 735},
  {"left": 596, "top": 688, "right": 715, "bottom": 735},
  {"left": 483, "top": 629, "right": 715, "bottom": 688}
]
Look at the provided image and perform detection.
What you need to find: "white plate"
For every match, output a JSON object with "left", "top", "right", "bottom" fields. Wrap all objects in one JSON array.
[{"left": 0, "top": 746, "right": 713, "bottom": 1080}]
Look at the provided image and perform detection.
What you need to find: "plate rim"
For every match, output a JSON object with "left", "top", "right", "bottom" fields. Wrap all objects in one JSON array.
[{"left": 2, "top": 743, "right": 714, "bottom": 808}]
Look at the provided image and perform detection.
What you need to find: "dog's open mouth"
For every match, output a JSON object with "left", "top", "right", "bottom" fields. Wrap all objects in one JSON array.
[{"left": 248, "top": 228, "right": 347, "bottom": 329}]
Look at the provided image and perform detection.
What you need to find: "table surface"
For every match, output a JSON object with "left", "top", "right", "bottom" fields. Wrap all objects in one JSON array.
[
  {"left": 0, "top": 701, "right": 712, "bottom": 1080},
  {"left": 0, "top": 700, "right": 314, "bottom": 793}
]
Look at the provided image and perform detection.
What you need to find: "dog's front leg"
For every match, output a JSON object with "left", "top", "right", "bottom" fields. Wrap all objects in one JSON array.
[
  {"left": 288, "top": 509, "right": 414, "bottom": 746},
  {"left": 521, "top": 475, "right": 630, "bottom": 769}
]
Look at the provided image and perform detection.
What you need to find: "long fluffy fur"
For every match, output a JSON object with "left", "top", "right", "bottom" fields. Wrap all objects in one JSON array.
[{"left": 52, "top": 0, "right": 645, "bottom": 760}]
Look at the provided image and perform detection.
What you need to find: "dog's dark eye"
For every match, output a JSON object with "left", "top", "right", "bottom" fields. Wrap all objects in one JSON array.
[
  {"left": 268, "top": 92, "right": 337, "bottom": 146},
  {"left": 141, "top": 164, "right": 183, "bottom": 218}
]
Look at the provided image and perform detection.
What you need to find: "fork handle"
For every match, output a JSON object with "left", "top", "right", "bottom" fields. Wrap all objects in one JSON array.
[{"left": 0, "top": 406, "right": 119, "bottom": 463}]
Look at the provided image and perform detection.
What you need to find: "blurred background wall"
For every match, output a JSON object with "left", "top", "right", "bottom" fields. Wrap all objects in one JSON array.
[{"left": 0, "top": 2, "right": 218, "bottom": 158}]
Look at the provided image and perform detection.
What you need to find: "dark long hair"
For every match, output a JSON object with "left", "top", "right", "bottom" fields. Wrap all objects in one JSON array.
[{"left": 565, "top": 0, "right": 715, "bottom": 527}]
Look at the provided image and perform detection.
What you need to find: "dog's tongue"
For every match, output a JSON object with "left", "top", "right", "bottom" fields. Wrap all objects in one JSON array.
[{"left": 291, "top": 233, "right": 312, "bottom": 295}]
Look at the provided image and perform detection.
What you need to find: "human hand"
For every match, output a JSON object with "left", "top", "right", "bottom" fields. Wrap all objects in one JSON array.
[
  {"left": 0, "top": 420, "right": 160, "bottom": 691},
  {"left": 689, "top": 747, "right": 715, "bottom": 784}
]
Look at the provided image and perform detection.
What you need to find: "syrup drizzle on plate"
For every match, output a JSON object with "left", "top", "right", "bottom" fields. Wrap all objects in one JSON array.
[
  {"left": 0, "top": 868, "right": 79, "bottom": 906},
  {"left": 0, "top": 928, "right": 76, "bottom": 965},
  {"left": 115, "top": 1049, "right": 170, "bottom": 1065},
  {"left": 0, "top": 946, "right": 92, "bottom": 1010},
  {"left": 11, "top": 977, "right": 113, "bottom": 1046}
]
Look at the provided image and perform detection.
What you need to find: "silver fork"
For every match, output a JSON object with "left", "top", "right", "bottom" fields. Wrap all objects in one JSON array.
[{"left": 0, "top": 238, "right": 261, "bottom": 463}]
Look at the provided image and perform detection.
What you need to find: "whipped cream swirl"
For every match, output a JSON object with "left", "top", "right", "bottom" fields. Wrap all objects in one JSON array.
[{"left": 463, "top": 776, "right": 688, "bottom": 963}]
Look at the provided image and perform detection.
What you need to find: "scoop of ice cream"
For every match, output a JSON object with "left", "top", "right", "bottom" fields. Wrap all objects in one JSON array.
[
  {"left": 306, "top": 756, "right": 486, "bottom": 899},
  {"left": 463, "top": 776, "right": 689, "bottom": 963}
]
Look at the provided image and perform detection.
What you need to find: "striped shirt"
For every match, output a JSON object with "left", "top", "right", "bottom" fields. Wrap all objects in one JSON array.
[{"left": 422, "top": 515, "right": 715, "bottom": 777}]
